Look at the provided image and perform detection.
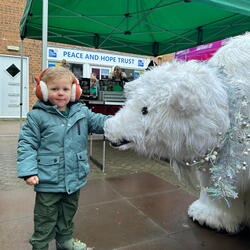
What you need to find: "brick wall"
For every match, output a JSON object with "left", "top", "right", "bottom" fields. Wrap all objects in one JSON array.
[
  {"left": 0, "top": 0, "right": 42, "bottom": 109},
  {"left": 0, "top": 0, "right": 88, "bottom": 108}
]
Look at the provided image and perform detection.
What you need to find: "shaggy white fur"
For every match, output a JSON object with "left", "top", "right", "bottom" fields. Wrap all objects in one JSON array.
[
  {"left": 104, "top": 33, "right": 250, "bottom": 233},
  {"left": 105, "top": 61, "right": 230, "bottom": 160}
]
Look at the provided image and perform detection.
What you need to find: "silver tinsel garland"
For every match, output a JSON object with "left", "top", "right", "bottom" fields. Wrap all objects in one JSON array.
[{"left": 186, "top": 79, "right": 250, "bottom": 207}]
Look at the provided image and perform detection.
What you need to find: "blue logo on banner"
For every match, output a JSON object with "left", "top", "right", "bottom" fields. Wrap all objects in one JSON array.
[
  {"left": 49, "top": 49, "right": 57, "bottom": 58},
  {"left": 138, "top": 60, "right": 144, "bottom": 67},
  {"left": 48, "top": 63, "right": 56, "bottom": 68}
]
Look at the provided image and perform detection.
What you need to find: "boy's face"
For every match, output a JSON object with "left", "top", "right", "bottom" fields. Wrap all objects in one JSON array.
[{"left": 47, "top": 77, "right": 72, "bottom": 110}]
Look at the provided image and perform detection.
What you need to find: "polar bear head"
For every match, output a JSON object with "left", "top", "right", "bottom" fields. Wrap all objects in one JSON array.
[{"left": 104, "top": 60, "right": 230, "bottom": 162}]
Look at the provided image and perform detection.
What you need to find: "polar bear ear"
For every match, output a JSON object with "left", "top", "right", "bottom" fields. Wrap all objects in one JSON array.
[{"left": 168, "top": 85, "right": 201, "bottom": 117}]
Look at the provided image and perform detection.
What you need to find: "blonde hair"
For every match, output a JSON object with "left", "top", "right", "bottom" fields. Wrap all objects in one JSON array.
[
  {"left": 61, "top": 59, "right": 70, "bottom": 69},
  {"left": 41, "top": 66, "right": 75, "bottom": 83},
  {"left": 90, "top": 73, "right": 97, "bottom": 87},
  {"left": 111, "top": 66, "right": 127, "bottom": 79}
]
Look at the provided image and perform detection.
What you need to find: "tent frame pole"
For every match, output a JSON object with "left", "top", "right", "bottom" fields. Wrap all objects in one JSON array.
[{"left": 42, "top": 0, "right": 48, "bottom": 70}]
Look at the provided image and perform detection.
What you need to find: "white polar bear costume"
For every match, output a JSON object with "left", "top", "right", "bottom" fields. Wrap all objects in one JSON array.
[{"left": 104, "top": 33, "right": 250, "bottom": 233}]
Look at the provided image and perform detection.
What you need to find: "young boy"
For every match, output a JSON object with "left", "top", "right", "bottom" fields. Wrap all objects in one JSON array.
[{"left": 17, "top": 66, "right": 110, "bottom": 250}]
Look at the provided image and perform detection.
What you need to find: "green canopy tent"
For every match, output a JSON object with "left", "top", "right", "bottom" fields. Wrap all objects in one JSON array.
[
  {"left": 19, "top": 0, "right": 250, "bottom": 169},
  {"left": 19, "top": 0, "right": 250, "bottom": 119},
  {"left": 20, "top": 0, "right": 250, "bottom": 57}
]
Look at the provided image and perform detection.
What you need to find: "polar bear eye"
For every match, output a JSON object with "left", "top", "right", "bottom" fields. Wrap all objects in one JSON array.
[{"left": 141, "top": 106, "right": 148, "bottom": 115}]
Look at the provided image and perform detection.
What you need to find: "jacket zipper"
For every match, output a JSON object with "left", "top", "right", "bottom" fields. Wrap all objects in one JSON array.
[{"left": 77, "top": 121, "right": 81, "bottom": 135}]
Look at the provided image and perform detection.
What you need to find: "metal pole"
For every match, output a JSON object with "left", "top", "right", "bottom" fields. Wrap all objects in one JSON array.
[
  {"left": 42, "top": 0, "right": 48, "bottom": 70},
  {"left": 20, "top": 39, "right": 24, "bottom": 127},
  {"left": 102, "top": 135, "right": 106, "bottom": 172},
  {"left": 89, "top": 133, "right": 93, "bottom": 156}
]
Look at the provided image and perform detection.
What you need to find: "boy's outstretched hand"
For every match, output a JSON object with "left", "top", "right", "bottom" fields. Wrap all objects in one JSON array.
[{"left": 25, "top": 176, "right": 39, "bottom": 185}]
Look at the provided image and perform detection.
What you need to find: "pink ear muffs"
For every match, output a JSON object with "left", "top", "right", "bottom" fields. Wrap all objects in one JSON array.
[{"left": 34, "top": 68, "right": 82, "bottom": 102}]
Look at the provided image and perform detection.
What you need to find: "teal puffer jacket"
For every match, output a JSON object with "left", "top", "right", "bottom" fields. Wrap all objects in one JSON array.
[{"left": 17, "top": 101, "right": 110, "bottom": 194}]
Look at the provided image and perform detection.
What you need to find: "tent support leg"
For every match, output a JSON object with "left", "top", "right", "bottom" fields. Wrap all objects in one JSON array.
[{"left": 42, "top": 0, "right": 48, "bottom": 70}]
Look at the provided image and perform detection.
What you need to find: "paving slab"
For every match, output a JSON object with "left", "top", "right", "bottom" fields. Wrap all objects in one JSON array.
[{"left": 1, "top": 120, "right": 249, "bottom": 250}]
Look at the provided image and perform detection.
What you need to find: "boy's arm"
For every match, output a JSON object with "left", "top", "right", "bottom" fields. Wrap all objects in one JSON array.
[
  {"left": 87, "top": 108, "right": 112, "bottom": 134},
  {"left": 17, "top": 112, "right": 41, "bottom": 178}
]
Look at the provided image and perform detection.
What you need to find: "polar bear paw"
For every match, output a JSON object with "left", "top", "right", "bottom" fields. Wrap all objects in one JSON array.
[{"left": 188, "top": 199, "right": 242, "bottom": 234}]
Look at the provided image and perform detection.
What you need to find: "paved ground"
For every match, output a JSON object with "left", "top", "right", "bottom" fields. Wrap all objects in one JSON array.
[
  {"left": 1, "top": 120, "right": 250, "bottom": 250},
  {"left": 0, "top": 120, "right": 196, "bottom": 194}
]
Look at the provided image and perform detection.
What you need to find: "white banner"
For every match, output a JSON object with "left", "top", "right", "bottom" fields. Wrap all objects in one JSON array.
[{"left": 48, "top": 47, "right": 150, "bottom": 69}]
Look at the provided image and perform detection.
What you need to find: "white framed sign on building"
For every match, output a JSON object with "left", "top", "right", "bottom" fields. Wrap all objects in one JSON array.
[{"left": 47, "top": 46, "right": 150, "bottom": 79}]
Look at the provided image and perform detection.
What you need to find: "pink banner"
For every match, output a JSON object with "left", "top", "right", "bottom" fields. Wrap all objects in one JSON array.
[{"left": 175, "top": 39, "right": 228, "bottom": 61}]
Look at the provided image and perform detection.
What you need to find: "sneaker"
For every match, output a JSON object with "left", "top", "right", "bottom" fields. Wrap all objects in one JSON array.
[{"left": 56, "top": 238, "right": 87, "bottom": 250}]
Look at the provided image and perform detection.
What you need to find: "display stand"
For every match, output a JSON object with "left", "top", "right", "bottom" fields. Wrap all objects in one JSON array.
[
  {"left": 89, "top": 133, "right": 106, "bottom": 172},
  {"left": 87, "top": 102, "right": 124, "bottom": 172},
  {"left": 81, "top": 85, "right": 125, "bottom": 172}
]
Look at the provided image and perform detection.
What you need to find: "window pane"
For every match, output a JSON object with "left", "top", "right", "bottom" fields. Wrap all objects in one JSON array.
[
  {"left": 92, "top": 68, "right": 100, "bottom": 79},
  {"left": 101, "top": 69, "right": 109, "bottom": 79},
  {"left": 70, "top": 64, "right": 83, "bottom": 78}
]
